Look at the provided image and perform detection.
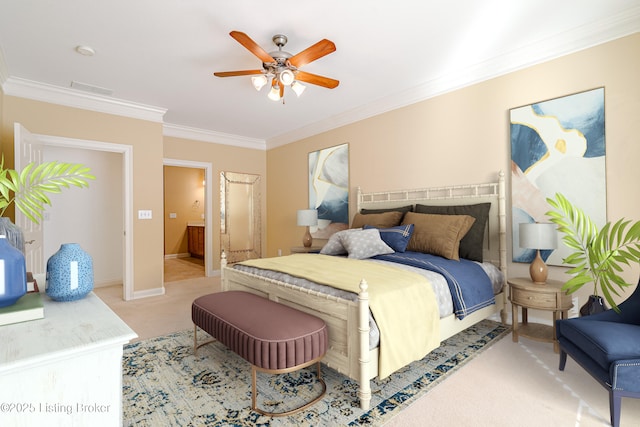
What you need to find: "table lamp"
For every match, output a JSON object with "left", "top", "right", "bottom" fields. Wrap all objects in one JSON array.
[
  {"left": 297, "top": 209, "right": 318, "bottom": 248},
  {"left": 519, "top": 222, "right": 557, "bottom": 284}
]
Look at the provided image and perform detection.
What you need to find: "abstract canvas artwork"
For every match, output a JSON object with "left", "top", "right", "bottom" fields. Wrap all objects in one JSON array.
[
  {"left": 510, "top": 88, "right": 606, "bottom": 266},
  {"left": 308, "top": 143, "right": 349, "bottom": 239}
]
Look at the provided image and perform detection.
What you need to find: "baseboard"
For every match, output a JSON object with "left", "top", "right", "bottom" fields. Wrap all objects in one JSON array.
[
  {"left": 164, "top": 253, "right": 191, "bottom": 260},
  {"left": 132, "top": 287, "right": 165, "bottom": 299},
  {"left": 94, "top": 279, "right": 122, "bottom": 288}
]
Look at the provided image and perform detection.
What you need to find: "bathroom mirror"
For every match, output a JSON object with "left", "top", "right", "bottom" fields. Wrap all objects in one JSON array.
[{"left": 220, "top": 171, "right": 261, "bottom": 263}]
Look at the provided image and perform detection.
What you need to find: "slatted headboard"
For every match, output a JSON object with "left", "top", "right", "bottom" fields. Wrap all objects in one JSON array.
[{"left": 356, "top": 171, "right": 507, "bottom": 275}]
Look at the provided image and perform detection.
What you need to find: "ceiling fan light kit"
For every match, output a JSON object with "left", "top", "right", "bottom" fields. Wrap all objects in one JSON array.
[
  {"left": 214, "top": 31, "right": 338, "bottom": 103},
  {"left": 251, "top": 75, "right": 268, "bottom": 91},
  {"left": 278, "top": 69, "right": 295, "bottom": 86},
  {"left": 291, "top": 81, "right": 306, "bottom": 96},
  {"left": 267, "top": 85, "right": 281, "bottom": 101}
]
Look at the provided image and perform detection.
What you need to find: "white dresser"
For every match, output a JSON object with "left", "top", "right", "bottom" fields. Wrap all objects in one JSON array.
[{"left": 0, "top": 292, "right": 137, "bottom": 426}]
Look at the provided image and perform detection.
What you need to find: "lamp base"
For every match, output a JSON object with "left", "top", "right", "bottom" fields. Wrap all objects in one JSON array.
[
  {"left": 302, "top": 227, "right": 313, "bottom": 248},
  {"left": 529, "top": 250, "right": 548, "bottom": 285}
]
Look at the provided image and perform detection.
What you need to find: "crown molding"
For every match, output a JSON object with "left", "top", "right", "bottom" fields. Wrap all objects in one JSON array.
[
  {"left": 266, "top": 11, "right": 640, "bottom": 149},
  {"left": 2, "top": 77, "right": 167, "bottom": 123},
  {"left": 163, "top": 123, "right": 266, "bottom": 150}
]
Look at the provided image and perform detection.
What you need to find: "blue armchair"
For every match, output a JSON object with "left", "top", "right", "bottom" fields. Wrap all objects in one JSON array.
[{"left": 556, "top": 280, "right": 640, "bottom": 427}]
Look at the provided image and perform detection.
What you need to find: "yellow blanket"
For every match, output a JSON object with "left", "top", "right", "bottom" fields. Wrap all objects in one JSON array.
[{"left": 238, "top": 254, "right": 440, "bottom": 379}]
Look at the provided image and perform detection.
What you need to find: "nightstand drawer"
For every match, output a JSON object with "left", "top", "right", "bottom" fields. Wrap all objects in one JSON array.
[{"left": 511, "top": 288, "right": 557, "bottom": 310}]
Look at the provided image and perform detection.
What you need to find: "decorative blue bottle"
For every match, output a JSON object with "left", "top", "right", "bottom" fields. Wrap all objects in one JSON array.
[
  {"left": 0, "top": 234, "right": 27, "bottom": 307},
  {"left": 46, "top": 243, "right": 94, "bottom": 302}
]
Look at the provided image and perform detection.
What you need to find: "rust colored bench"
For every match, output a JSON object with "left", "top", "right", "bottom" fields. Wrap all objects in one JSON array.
[{"left": 192, "top": 291, "right": 328, "bottom": 416}]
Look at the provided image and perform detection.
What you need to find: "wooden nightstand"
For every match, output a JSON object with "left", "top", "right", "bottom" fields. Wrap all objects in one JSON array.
[
  {"left": 290, "top": 246, "right": 322, "bottom": 254},
  {"left": 508, "top": 277, "right": 573, "bottom": 353}
]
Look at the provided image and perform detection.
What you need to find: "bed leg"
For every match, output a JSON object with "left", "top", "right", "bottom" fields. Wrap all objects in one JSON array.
[
  {"left": 220, "top": 250, "right": 227, "bottom": 290},
  {"left": 358, "top": 279, "right": 372, "bottom": 410}
]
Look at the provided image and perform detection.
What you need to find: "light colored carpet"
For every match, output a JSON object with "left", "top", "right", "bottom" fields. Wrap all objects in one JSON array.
[{"left": 385, "top": 335, "right": 640, "bottom": 427}]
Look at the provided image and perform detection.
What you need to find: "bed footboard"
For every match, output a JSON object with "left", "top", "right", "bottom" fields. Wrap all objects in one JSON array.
[{"left": 221, "top": 253, "right": 374, "bottom": 410}]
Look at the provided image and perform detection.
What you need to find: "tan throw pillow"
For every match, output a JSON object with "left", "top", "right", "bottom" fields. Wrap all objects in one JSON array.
[
  {"left": 402, "top": 212, "right": 475, "bottom": 260},
  {"left": 351, "top": 211, "right": 403, "bottom": 229}
]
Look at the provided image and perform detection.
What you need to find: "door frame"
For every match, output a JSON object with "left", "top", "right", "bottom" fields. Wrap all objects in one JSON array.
[
  {"left": 163, "top": 158, "right": 214, "bottom": 277},
  {"left": 36, "top": 134, "right": 134, "bottom": 300}
]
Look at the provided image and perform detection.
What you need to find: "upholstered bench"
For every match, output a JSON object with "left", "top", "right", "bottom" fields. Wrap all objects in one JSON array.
[{"left": 192, "top": 291, "right": 328, "bottom": 416}]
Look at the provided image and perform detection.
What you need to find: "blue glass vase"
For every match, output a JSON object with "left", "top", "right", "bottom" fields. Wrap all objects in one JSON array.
[
  {"left": 46, "top": 243, "right": 94, "bottom": 302},
  {"left": 0, "top": 234, "right": 27, "bottom": 307}
]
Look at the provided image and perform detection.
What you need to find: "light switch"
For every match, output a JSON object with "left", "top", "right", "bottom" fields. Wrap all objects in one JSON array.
[
  {"left": 169, "top": 213, "right": 177, "bottom": 219},
  {"left": 138, "top": 210, "right": 152, "bottom": 220}
]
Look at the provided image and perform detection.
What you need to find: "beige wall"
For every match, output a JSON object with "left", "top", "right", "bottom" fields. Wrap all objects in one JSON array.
[
  {"left": 0, "top": 96, "right": 165, "bottom": 294},
  {"left": 163, "top": 166, "right": 205, "bottom": 256},
  {"left": 266, "top": 33, "right": 640, "bottom": 307},
  {"left": 0, "top": 96, "right": 267, "bottom": 296}
]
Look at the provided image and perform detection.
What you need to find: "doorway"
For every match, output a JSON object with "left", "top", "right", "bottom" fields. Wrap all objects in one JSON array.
[
  {"left": 17, "top": 129, "right": 133, "bottom": 300},
  {"left": 162, "top": 158, "right": 214, "bottom": 280},
  {"left": 163, "top": 165, "right": 204, "bottom": 281}
]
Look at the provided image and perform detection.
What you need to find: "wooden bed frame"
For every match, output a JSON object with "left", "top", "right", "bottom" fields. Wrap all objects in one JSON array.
[{"left": 221, "top": 171, "right": 507, "bottom": 410}]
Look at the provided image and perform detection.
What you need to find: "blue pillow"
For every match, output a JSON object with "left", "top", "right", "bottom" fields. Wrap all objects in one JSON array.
[{"left": 364, "top": 224, "right": 414, "bottom": 252}]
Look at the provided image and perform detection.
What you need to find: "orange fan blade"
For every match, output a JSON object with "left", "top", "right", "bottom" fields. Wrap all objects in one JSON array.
[
  {"left": 289, "top": 39, "right": 336, "bottom": 68},
  {"left": 295, "top": 71, "right": 339, "bottom": 89},
  {"left": 214, "top": 70, "right": 264, "bottom": 77},
  {"left": 229, "top": 31, "right": 275, "bottom": 64}
]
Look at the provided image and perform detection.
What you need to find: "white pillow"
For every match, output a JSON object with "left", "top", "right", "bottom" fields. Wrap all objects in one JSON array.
[
  {"left": 320, "top": 229, "right": 360, "bottom": 255},
  {"left": 340, "top": 228, "right": 394, "bottom": 259}
]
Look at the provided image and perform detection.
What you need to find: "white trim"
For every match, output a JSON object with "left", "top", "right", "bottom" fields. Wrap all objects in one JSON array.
[
  {"left": 163, "top": 123, "right": 265, "bottom": 150},
  {"left": 164, "top": 253, "right": 191, "bottom": 260},
  {"left": 163, "top": 158, "right": 215, "bottom": 278},
  {"left": 3, "top": 77, "right": 166, "bottom": 123},
  {"left": 36, "top": 134, "right": 135, "bottom": 301},
  {"left": 132, "top": 287, "right": 165, "bottom": 300}
]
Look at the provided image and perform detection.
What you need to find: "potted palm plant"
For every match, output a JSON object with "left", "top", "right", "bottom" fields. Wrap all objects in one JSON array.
[{"left": 545, "top": 193, "right": 640, "bottom": 314}]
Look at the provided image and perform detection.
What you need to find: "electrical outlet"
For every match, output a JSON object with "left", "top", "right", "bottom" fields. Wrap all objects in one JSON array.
[
  {"left": 169, "top": 213, "right": 177, "bottom": 219},
  {"left": 138, "top": 210, "right": 152, "bottom": 220},
  {"left": 278, "top": 249, "right": 282, "bottom": 257}
]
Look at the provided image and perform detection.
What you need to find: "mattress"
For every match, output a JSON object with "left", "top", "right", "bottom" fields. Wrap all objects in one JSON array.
[{"left": 232, "top": 257, "right": 503, "bottom": 350}]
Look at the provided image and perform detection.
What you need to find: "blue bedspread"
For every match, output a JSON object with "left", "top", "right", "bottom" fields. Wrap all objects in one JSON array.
[{"left": 373, "top": 251, "right": 495, "bottom": 319}]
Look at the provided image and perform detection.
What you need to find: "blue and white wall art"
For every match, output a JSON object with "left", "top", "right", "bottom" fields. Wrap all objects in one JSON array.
[
  {"left": 309, "top": 143, "right": 349, "bottom": 239},
  {"left": 510, "top": 87, "right": 606, "bottom": 266}
]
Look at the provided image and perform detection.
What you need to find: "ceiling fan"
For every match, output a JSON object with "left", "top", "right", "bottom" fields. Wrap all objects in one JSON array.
[{"left": 214, "top": 31, "right": 339, "bottom": 101}]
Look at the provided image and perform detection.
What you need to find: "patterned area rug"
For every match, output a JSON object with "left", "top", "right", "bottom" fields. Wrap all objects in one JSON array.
[{"left": 123, "top": 320, "right": 509, "bottom": 426}]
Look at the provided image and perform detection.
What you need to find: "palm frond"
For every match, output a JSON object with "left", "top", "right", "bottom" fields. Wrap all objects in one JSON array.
[{"left": 0, "top": 157, "right": 95, "bottom": 223}]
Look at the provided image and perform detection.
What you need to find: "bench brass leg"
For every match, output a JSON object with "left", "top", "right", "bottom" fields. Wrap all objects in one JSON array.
[
  {"left": 251, "top": 356, "right": 327, "bottom": 417},
  {"left": 193, "top": 324, "right": 216, "bottom": 356}
]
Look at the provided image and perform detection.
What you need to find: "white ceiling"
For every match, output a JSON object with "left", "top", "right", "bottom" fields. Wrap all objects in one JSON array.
[{"left": 1, "top": 1, "right": 639, "bottom": 149}]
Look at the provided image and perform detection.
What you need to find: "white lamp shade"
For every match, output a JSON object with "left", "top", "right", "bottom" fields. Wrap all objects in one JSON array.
[
  {"left": 519, "top": 223, "right": 557, "bottom": 250},
  {"left": 267, "top": 85, "right": 281, "bottom": 101},
  {"left": 297, "top": 209, "right": 318, "bottom": 227},
  {"left": 279, "top": 69, "right": 295, "bottom": 86},
  {"left": 291, "top": 81, "right": 306, "bottom": 96},
  {"left": 251, "top": 75, "right": 267, "bottom": 91}
]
